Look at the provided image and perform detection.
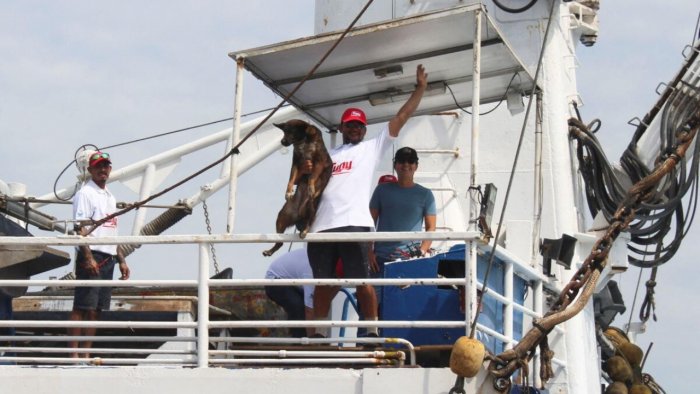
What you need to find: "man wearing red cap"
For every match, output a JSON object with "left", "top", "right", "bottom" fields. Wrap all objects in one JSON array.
[
  {"left": 307, "top": 65, "right": 428, "bottom": 339},
  {"left": 68, "top": 151, "right": 130, "bottom": 358}
]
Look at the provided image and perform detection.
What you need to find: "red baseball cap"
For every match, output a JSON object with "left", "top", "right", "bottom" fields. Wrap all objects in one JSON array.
[
  {"left": 340, "top": 107, "right": 367, "bottom": 125},
  {"left": 89, "top": 151, "right": 111, "bottom": 167},
  {"left": 378, "top": 174, "right": 398, "bottom": 184}
]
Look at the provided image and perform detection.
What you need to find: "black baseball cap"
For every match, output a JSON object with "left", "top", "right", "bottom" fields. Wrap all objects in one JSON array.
[{"left": 394, "top": 147, "right": 418, "bottom": 163}]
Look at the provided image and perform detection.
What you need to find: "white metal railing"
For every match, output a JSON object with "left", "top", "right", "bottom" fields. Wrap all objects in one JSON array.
[{"left": 0, "top": 231, "right": 560, "bottom": 369}]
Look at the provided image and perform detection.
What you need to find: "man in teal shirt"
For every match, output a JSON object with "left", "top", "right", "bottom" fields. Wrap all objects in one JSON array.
[{"left": 369, "top": 146, "right": 437, "bottom": 276}]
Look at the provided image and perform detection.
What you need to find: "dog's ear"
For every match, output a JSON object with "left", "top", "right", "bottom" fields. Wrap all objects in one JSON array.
[
  {"left": 274, "top": 122, "right": 285, "bottom": 130},
  {"left": 305, "top": 124, "right": 319, "bottom": 138}
]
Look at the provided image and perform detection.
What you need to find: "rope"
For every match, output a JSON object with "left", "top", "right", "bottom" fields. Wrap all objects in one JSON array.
[
  {"left": 468, "top": 0, "right": 557, "bottom": 339},
  {"left": 488, "top": 111, "right": 699, "bottom": 383},
  {"left": 639, "top": 266, "right": 659, "bottom": 322},
  {"left": 117, "top": 204, "right": 192, "bottom": 257},
  {"left": 86, "top": 0, "right": 376, "bottom": 232},
  {"left": 51, "top": 105, "right": 292, "bottom": 202}
]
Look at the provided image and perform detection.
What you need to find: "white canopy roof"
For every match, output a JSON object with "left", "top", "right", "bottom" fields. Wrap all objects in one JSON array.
[{"left": 229, "top": 4, "right": 535, "bottom": 129}]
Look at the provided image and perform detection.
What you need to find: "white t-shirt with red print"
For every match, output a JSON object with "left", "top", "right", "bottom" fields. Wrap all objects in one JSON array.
[
  {"left": 73, "top": 179, "right": 119, "bottom": 255},
  {"left": 311, "top": 128, "right": 393, "bottom": 232}
]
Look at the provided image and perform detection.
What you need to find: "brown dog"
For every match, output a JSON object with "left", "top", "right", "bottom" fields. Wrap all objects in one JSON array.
[{"left": 263, "top": 119, "right": 332, "bottom": 257}]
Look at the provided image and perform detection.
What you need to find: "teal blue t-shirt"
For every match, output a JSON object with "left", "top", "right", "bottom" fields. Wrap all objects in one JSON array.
[{"left": 369, "top": 182, "right": 436, "bottom": 260}]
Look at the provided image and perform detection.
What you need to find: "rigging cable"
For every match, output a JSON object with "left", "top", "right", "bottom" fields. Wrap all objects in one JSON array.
[
  {"left": 100, "top": 104, "right": 290, "bottom": 150},
  {"left": 570, "top": 42, "right": 700, "bottom": 268},
  {"left": 53, "top": 144, "right": 98, "bottom": 202},
  {"left": 51, "top": 105, "right": 290, "bottom": 202},
  {"left": 468, "top": 0, "right": 557, "bottom": 339},
  {"left": 86, "top": 0, "right": 377, "bottom": 231},
  {"left": 492, "top": 0, "right": 539, "bottom": 14},
  {"left": 445, "top": 72, "right": 520, "bottom": 116}
]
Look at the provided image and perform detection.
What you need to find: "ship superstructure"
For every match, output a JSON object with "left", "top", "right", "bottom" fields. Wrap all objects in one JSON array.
[{"left": 2, "top": 1, "right": 699, "bottom": 393}]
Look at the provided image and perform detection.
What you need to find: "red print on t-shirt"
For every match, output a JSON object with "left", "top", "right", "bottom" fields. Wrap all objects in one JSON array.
[
  {"left": 332, "top": 161, "right": 353, "bottom": 175},
  {"left": 104, "top": 217, "right": 118, "bottom": 228}
]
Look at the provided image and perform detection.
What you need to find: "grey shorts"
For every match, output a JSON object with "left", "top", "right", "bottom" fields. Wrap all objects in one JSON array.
[
  {"left": 73, "top": 250, "right": 116, "bottom": 311},
  {"left": 307, "top": 226, "right": 371, "bottom": 279}
]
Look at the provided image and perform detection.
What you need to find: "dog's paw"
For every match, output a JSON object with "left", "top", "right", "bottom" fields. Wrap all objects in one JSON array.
[
  {"left": 262, "top": 250, "right": 272, "bottom": 256},
  {"left": 299, "top": 230, "right": 308, "bottom": 239}
]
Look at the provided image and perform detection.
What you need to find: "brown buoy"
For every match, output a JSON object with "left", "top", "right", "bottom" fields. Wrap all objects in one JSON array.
[{"left": 449, "top": 336, "right": 486, "bottom": 378}]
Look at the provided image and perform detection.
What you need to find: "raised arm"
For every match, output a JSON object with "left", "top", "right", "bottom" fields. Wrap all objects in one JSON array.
[{"left": 388, "top": 64, "right": 428, "bottom": 137}]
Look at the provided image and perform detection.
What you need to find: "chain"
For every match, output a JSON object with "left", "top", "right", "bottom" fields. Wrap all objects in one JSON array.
[
  {"left": 448, "top": 376, "right": 466, "bottom": 394},
  {"left": 202, "top": 200, "right": 220, "bottom": 274},
  {"left": 486, "top": 119, "right": 698, "bottom": 387}
]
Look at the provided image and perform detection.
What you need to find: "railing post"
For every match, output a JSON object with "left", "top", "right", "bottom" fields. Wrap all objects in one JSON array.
[
  {"left": 197, "top": 243, "right": 210, "bottom": 368},
  {"left": 504, "top": 261, "right": 514, "bottom": 350},
  {"left": 226, "top": 57, "right": 245, "bottom": 233},
  {"left": 533, "top": 279, "right": 544, "bottom": 387},
  {"left": 465, "top": 6, "right": 482, "bottom": 334}
]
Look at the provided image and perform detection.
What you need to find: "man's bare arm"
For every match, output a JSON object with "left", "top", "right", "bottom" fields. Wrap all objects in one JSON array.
[
  {"left": 388, "top": 65, "right": 428, "bottom": 137},
  {"left": 420, "top": 214, "right": 437, "bottom": 255}
]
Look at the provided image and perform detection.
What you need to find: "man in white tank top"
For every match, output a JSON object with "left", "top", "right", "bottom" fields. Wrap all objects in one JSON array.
[{"left": 307, "top": 65, "right": 428, "bottom": 339}]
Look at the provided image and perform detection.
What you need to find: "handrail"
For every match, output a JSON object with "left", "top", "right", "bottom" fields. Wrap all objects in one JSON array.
[
  {"left": 0, "top": 231, "right": 481, "bottom": 246},
  {"left": 0, "top": 278, "right": 474, "bottom": 287},
  {"left": 0, "top": 231, "right": 550, "bottom": 371}
]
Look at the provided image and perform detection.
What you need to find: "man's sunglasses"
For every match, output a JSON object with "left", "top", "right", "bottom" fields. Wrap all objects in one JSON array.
[
  {"left": 91, "top": 152, "right": 110, "bottom": 161},
  {"left": 343, "top": 121, "right": 366, "bottom": 130}
]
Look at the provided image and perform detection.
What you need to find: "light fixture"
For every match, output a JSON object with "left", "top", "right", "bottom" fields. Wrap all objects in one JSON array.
[
  {"left": 369, "top": 81, "right": 446, "bottom": 106},
  {"left": 506, "top": 88, "right": 524, "bottom": 115},
  {"left": 374, "top": 65, "right": 403, "bottom": 79},
  {"left": 540, "top": 234, "right": 577, "bottom": 277}
]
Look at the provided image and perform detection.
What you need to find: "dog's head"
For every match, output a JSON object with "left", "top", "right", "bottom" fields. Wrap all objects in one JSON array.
[{"left": 275, "top": 119, "right": 320, "bottom": 147}]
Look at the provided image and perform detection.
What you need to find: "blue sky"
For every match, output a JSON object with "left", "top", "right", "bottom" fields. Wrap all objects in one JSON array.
[
  {"left": 1, "top": 1, "right": 699, "bottom": 392},
  {"left": 576, "top": 3, "right": 699, "bottom": 392}
]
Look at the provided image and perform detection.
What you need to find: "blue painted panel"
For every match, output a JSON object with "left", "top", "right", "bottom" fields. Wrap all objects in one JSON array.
[{"left": 381, "top": 244, "right": 527, "bottom": 353}]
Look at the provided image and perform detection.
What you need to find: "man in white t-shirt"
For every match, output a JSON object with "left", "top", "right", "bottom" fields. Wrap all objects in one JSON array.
[
  {"left": 307, "top": 65, "right": 428, "bottom": 338},
  {"left": 68, "top": 151, "right": 130, "bottom": 358}
]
